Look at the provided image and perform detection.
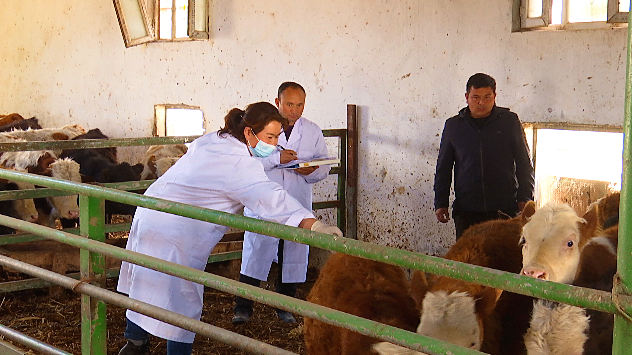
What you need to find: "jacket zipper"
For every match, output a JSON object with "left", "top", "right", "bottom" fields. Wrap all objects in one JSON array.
[{"left": 479, "top": 130, "right": 487, "bottom": 212}]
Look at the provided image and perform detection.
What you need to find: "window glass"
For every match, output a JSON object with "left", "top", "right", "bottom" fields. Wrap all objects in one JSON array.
[
  {"left": 159, "top": 0, "right": 173, "bottom": 39},
  {"left": 121, "top": 0, "right": 149, "bottom": 38},
  {"left": 535, "top": 129, "right": 622, "bottom": 187},
  {"left": 165, "top": 108, "right": 205, "bottom": 137},
  {"left": 175, "top": 0, "right": 189, "bottom": 38},
  {"left": 568, "top": 0, "right": 608, "bottom": 23},
  {"left": 528, "top": 0, "right": 543, "bottom": 17}
]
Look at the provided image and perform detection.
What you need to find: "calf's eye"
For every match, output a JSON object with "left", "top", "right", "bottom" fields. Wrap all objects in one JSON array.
[{"left": 567, "top": 240, "right": 574, "bottom": 247}]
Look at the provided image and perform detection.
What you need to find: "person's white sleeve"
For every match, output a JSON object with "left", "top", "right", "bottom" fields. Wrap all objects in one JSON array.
[
  {"left": 257, "top": 150, "right": 282, "bottom": 171},
  {"left": 226, "top": 158, "right": 314, "bottom": 227}
]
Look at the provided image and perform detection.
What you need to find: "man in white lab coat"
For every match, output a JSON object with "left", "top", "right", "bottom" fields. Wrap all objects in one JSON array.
[{"left": 233, "top": 82, "right": 331, "bottom": 324}]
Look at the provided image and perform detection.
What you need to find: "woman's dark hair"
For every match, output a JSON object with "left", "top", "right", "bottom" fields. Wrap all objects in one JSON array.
[{"left": 218, "top": 102, "right": 288, "bottom": 143}]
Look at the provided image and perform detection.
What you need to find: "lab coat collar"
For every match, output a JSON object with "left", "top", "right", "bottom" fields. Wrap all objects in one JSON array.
[{"left": 285, "top": 117, "right": 304, "bottom": 147}]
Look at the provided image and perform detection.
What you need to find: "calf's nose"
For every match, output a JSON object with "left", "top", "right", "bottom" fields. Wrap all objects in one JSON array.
[
  {"left": 522, "top": 267, "right": 548, "bottom": 280},
  {"left": 29, "top": 213, "right": 38, "bottom": 222}
]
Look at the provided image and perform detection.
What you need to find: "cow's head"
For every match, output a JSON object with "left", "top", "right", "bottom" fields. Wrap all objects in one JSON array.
[
  {"left": 48, "top": 158, "right": 80, "bottom": 219},
  {"left": 520, "top": 203, "right": 600, "bottom": 284},
  {"left": 373, "top": 289, "right": 497, "bottom": 355}
]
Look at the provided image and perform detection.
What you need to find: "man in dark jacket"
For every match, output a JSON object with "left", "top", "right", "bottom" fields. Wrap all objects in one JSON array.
[{"left": 434, "top": 73, "right": 534, "bottom": 239}]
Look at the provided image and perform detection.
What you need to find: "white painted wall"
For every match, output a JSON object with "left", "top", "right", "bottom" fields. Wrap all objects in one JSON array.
[{"left": 0, "top": 0, "right": 627, "bottom": 256}]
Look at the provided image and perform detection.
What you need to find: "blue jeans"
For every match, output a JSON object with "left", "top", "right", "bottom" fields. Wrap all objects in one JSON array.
[{"left": 124, "top": 318, "right": 193, "bottom": 355}]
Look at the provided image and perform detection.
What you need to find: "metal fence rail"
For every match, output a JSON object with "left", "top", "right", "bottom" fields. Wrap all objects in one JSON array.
[
  {"left": 0, "top": 112, "right": 359, "bottom": 354},
  {"left": 0, "top": 167, "right": 630, "bottom": 354}
]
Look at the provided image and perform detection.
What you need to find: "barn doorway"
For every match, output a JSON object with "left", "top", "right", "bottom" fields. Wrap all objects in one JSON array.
[{"left": 525, "top": 124, "right": 623, "bottom": 214}]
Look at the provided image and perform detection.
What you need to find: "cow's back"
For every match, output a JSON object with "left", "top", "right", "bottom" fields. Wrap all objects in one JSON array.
[
  {"left": 445, "top": 218, "right": 524, "bottom": 273},
  {"left": 304, "top": 253, "right": 419, "bottom": 355}
]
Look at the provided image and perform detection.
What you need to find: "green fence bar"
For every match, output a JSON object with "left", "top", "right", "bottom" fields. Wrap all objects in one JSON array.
[
  {"left": 614, "top": 8, "right": 632, "bottom": 354},
  {"left": 0, "top": 169, "right": 629, "bottom": 316},
  {"left": 0, "top": 255, "right": 300, "bottom": 355},
  {"left": 0, "top": 136, "right": 200, "bottom": 152},
  {"left": 0, "top": 214, "right": 482, "bottom": 355},
  {"left": 79, "top": 195, "right": 107, "bottom": 355},
  {"left": 0, "top": 222, "right": 131, "bottom": 245}
]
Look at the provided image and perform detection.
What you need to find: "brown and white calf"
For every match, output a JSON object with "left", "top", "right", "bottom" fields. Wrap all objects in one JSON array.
[
  {"left": 374, "top": 204, "right": 536, "bottom": 355},
  {"left": 520, "top": 202, "right": 613, "bottom": 355},
  {"left": 0, "top": 150, "right": 81, "bottom": 224},
  {"left": 139, "top": 144, "right": 188, "bottom": 180},
  {"left": 304, "top": 252, "right": 424, "bottom": 355}
]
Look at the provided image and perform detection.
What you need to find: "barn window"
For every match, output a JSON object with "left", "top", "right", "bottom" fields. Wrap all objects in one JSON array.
[
  {"left": 524, "top": 123, "right": 623, "bottom": 214},
  {"left": 113, "top": 0, "right": 209, "bottom": 47},
  {"left": 514, "top": 0, "right": 629, "bottom": 31},
  {"left": 154, "top": 105, "right": 205, "bottom": 139}
]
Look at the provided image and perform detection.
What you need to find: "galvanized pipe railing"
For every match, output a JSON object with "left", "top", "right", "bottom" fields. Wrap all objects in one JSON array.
[
  {"left": 613, "top": 7, "right": 632, "bottom": 352},
  {"left": 0, "top": 130, "right": 356, "bottom": 353},
  {"left": 0, "top": 323, "right": 73, "bottom": 355},
  {"left": 0, "top": 168, "right": 627, "bottom": 315},
  {"left": 0, "top": 136, "right": 200, "bottom": 152},
  {"left": 0, "top": 214, "right": 480, "bottom": 355},
  {"left": 0, "top": 255, "right": 299, "bottom": 355}
]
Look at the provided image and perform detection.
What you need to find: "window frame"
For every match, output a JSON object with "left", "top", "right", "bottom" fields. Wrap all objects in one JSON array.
[
  {"left": 114, "top": 0, "right": 209, "bottom": 47},
  {"left": 113, "top": 0, "right": 155, "bottom": 47},
  {"left": 514, "top": 0, "right": 629, "bottom": 32}
]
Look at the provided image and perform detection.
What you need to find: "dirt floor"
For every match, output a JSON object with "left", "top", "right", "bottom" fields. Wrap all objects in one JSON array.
[{"left": 0, "top": 262, "right": 318, "bottom": 355}]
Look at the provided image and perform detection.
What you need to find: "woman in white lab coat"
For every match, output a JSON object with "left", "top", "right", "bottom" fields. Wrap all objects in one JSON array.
[{"left": 116, "top": 102, "right": 342, "bottom": 355}]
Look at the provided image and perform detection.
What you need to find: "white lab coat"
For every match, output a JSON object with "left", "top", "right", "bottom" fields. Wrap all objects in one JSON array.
[
  {"left": 240, "top": 117, "right": 330, "bottom": 283},
  {"left": 116, "top": 132, "right": 314, "bottom": 343}
]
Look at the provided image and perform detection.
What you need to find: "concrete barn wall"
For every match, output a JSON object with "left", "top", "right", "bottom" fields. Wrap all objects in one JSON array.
[{"left": 0, "top": 0, "right": 626, "bottom": 256}]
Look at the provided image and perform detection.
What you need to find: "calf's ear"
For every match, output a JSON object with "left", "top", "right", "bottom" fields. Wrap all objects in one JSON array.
[
  {"left": 521, "top": 201, "right": 536, "bottom": 222},
  {"left": 475, "top": 287, "right": 502, "bottom": 317},
  {"left": 579, "top": 205, "right": 600, "bottom": 248}
]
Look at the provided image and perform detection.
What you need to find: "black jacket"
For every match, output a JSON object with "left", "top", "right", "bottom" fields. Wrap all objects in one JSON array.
[{"left": 433, "top": 106, "right": 534, "bottom": 213}]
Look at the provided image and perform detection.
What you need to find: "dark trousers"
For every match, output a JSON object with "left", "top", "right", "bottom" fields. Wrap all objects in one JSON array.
[
  {"left": 234, "top": 239, "right": 299, "bottom": 314},
  {"left": 124, "top": 318, "right": 193, "bottom": 355},
  {"left": 453, "top": 207, "right": 519, "bottom": 239}
]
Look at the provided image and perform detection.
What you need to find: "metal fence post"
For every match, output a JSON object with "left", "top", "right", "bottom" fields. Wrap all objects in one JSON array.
[
  {"left": 79, "top": 195, "right": 107, "bottom": 355},
  {"left": 346, "top": 104, "right": 358, "bottom": 240},
  {"left": 613, "top": 10, "right": 632, "bottom": 355}
]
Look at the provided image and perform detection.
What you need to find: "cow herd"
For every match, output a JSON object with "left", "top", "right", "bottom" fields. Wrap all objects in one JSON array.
[
  {"left": 0, "top": 113, "right": 187, "bottom": 233},
  {"left": 305, "top": 193, "right": 621, "bottom": 355}
]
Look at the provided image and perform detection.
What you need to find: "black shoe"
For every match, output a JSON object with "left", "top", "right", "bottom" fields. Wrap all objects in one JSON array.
[
  {"left": 277, "top": 310, "right": 296, "bottom": 323},
  {"left": 231, "top": 309, "right": 251, "bottom": 324},
  {"left": 118, "top": 340, "right": 150, "bottom": 355}
]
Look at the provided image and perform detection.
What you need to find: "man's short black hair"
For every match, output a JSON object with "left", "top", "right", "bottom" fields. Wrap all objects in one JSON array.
[
  {"left": 278, "top": 82, "right": 306, "bottom": 98},
  {"left": 466, "top": 73, "right": 496, "bottom": 94}
]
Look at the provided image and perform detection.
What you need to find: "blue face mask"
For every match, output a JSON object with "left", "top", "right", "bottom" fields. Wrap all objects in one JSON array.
[{"left": 248, "top": 131, "right": 276, "bottom": 158}]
